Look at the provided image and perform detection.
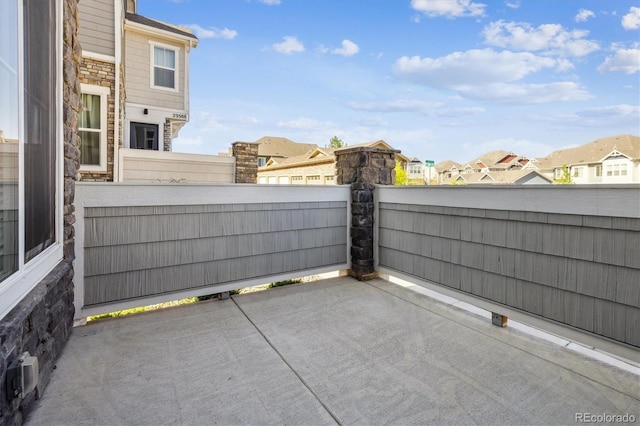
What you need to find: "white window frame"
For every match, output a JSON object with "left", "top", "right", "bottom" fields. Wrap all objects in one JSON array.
[
  {"left": 572, "top": 167, "right": 583, "bottom": 178},
  {"left": 79, "top": 83, "right": 109, "bottom": 172},
  {"left": 149, "top": 41, "right": 179, "bottom": 92},
  {"left": 0, "top": 0, "right": 64, "bottom": 320}
]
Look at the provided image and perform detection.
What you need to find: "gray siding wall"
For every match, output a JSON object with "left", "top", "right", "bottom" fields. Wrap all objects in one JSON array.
[
  {"left": 78, "top": 0, "right": 115, "bottom": 57},
  {"left": 378, "top": 202, "right": 640, "bottom": 347},
  {"left": 83, "top": 202, "right": 348, "bottom": 306}
]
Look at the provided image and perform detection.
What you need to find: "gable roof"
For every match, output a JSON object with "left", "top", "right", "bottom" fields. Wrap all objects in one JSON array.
[
  {"left": 258, "top": 139, "right": 410, "bottom": 171},
  {"left": 441, "top": 169, "right": 552, "bottom": 185},
  {"left": 434, "top": 160, "right": 463, "bottom": 173},
  {"left": 255, "top": 136, "right": 317, "bottom": 159},
  {"left": 540, "top": 134, "right": 640, "bottom": 169},
  {"left": 464, "top": 150, "right": 512, "bottom": 170}
]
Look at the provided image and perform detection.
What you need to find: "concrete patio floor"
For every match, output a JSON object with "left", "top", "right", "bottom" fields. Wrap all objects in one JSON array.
[{"left": 27, "top": 277, "right": 639, "bottom": 425}]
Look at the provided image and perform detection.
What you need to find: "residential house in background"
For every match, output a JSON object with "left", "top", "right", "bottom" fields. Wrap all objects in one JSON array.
[
  {"left": 77, "top": 0, "right": 198, "bottom": 181},
  {"left": 435, "top": 150, "right": 537, "bottom": 185},
  {"left": 254, "top": 136, "right": 318, "bottom": 167},
  {"left": 406, "top": 157, "right": 427, "bottom": 184},
  {"left": 257, "top": 140, "right": 410, "bottom": 185},
  {"left": 540, "top": 134, "right": 640, "bottom": 184},
  {"left": 434, "top": 134, "right": 639, "bottom": 185},
  {"left": 449, "top": 169, "right": 552, "bottom": 185}
]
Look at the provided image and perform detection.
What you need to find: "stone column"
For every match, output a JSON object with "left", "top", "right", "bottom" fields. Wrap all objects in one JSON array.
[
  {"left": 335, "top": 147, "right": 398, "bottom": 280},
  {"left": 232, "top": 142, "right": 258, "bottom": 184},
  {"left": 163, "top": 120, "right": 172, "bottom": 152}
]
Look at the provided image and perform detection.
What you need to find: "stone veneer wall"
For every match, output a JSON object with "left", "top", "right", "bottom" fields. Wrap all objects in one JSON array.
[
  {"left": 232, "top": 142, "right": 258, "bottom": 184},
  {"left": 335, "top": 147, "right": 397, "bottom": 279},
  {"left": 0, "top": 1, "right": 79, "bottom": 424},
  {"left": 163, "top": 120, "right": 172, "bottom": 152},
  {"left": 78, "top": 56, "right": 116, "bottom": 182}
]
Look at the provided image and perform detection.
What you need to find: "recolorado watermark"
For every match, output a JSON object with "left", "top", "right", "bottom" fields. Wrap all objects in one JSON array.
[{"left": 575, "top": 413, "right": 636, "bottom": 423}]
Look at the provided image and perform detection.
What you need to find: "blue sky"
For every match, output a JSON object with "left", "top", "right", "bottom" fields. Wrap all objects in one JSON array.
[{"left": 140, "top": 0, "right": 640, "bottom": 163}]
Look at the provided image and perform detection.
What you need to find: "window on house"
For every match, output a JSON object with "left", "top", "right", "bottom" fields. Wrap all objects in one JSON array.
[
  {"left": 152, "top": 45, "right": 177, "bottom": 90},
  {"left": 79, "top": 85, "right": 108, "bottom": 170},
  {"left": 1, "top": 0, "right": 61, "bottom": 318},
  {"left": 257, "top": 157, "right": 267, "bottom": 167},
  {"left": 595, "top": 165, "right": 602, "bottom": 177},
  {"left": 130, "top": 122, "right": 158, "bottom": 150},
  {"left": 572, "top": 167, "right": 583, "bottom": 178}
]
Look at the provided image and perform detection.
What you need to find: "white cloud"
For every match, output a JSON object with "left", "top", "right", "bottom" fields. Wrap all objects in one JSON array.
[
  {"left": 276, "top": 117, "right": 333, "bottom": 130},
  {"left": 505, "top": 1, "right": 520, "bottom": 10},
  {"left": 455, "top": 82, "right": 592, "bottom": 103},
  {"left": 597, "top": 44, "right": 640, "bottom": 74},
  {"left": 353, "top": 116, "right": 389, "bottom": 127},
  {"left": 578, "top": 104, "right": 640, "bottom": 118},
  {"left": 531, "top": 104, "right": 640, "bottom": 128},
  {"left": 575, "top": 9, "right": 595, "bottom": 22},
  {"left": 482, "top": 21, "right": 599, "bottom": 57},
  {"left": 393, "top": 49, "right": 567, "bottom": 88},
  {"left": 411, "top": 0, "right": 486, "bottom": 18},
  {"left": 258, "top": 0, "right": 281, "bottom": 5},
  {"left": 331, "top": 40, "right": 360, "bottom": 57},
  {"left": 272, "top": 36, "right": 305, "bottom": 54},
  {"left": 346, "top": 99, "right": 485, "bottom": 117},
  {"left": 183, "top": 24, "right": 237, "bottom": 39},
  {"left": 622, "top": 7, "right": 640, "bottom": 30},
  {"left": 346, "top": 99, "right": 443, "bottom": 112},
  {"left": 433, "top": 106, "right": 485, "bottom": 117}
]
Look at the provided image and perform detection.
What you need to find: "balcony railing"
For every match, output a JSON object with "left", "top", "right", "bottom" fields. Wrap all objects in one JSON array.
[{"left": 74, "top": 183, "right": 640, "bottom": 351}]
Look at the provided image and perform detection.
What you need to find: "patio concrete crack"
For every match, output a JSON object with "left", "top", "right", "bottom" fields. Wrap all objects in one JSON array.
[{"left": 231, "top": 296, "right": 343, "bottom": 426}]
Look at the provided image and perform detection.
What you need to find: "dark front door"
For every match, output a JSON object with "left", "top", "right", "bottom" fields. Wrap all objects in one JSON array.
[{"left": 130, "top": 122, "right": 158, "bottom": 150}]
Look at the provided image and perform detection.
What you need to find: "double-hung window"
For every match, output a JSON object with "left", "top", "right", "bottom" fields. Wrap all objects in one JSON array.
[
  {"left": 0, "top": 0, "right": 62, "bottom": 319},
  {"left": 79, "top": 84, "right": 108, "bottom": 171},
  {"left": 151, "top": 43, "right": 178, "bottom": 90}
]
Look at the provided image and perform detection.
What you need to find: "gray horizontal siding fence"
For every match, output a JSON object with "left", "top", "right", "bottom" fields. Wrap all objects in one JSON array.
[
  {"left": 74, "top": 183, "right": 350, "bottom": 319},
  {"left": 377, "top": 186, "right": 640, "bottom": 347}
]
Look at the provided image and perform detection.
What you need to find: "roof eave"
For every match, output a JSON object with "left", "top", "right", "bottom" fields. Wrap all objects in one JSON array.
[{"left": 125, "top": 17, "right": 199, "bottom": 46}]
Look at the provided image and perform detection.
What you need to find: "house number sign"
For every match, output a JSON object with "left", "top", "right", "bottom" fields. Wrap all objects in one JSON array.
[{"left": 172, "top": 113, "right": 188, "bottom": 120}]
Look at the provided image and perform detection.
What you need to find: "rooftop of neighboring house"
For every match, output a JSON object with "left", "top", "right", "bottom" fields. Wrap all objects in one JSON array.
[
  {"left": 446, "top": 169, "right": 553, "bottom": 185},
  {"left": 464, "top": 150, "right": 513, "bottom": 170},
  {"left": 434, "top": 160, "right": 463, "bottom": 173},
  {"left": 255, "top": 136, "right": 318, "bottom": 159},
  {"left": 539, "top": 134, "right": 640, "bottom": 169},
  {"left": 258, "top": 139, "right": 411, "bottom": 171},
  {"left": 435, "top": 134, "right": 639, "bottom": 174}
]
